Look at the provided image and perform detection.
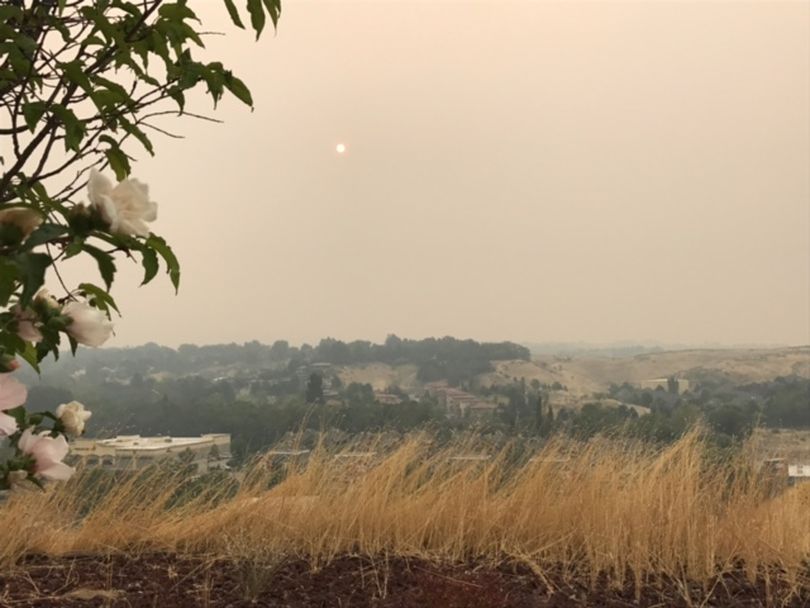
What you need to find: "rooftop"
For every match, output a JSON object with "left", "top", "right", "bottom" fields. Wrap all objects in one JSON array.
[{"left": 94, "top": 434, "right": 229, "bottom": 451}]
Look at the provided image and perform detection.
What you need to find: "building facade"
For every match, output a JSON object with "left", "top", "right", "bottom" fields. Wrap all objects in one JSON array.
[{"left": 69, "top": 434, "right": 231, "bottom": 474}]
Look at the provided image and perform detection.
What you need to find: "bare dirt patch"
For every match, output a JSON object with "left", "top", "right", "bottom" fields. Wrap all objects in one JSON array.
[{"left": 2, "top": 553, "right": 808, "bottom": 608}]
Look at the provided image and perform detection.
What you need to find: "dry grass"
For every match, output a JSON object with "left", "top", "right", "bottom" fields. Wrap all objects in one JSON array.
[{"left": 1, "top": 432, "right": 809, "bottom": 594}]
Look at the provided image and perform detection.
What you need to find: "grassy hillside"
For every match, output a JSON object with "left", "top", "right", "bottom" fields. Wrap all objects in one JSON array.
[{"left": 478, "top": 347, "right": 810, "bottom": 397}]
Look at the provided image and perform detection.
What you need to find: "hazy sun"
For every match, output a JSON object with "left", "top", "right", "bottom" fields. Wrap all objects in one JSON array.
[{"left": 336, "top": 143, "right": 347, "bottom": 154}]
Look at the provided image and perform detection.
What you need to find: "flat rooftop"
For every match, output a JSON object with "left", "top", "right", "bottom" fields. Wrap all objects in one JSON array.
[{"left": 93, "top": 434, "right": 229, "bottom": 451}]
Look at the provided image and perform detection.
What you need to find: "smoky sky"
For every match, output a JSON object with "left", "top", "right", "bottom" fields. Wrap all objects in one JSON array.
[{"left": 55, "top": 0, "right": 810, "bottom": 348}]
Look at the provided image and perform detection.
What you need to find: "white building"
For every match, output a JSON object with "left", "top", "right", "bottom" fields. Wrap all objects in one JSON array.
[{"left": 70, "top": 434, "right": 231, "bottom": 474}]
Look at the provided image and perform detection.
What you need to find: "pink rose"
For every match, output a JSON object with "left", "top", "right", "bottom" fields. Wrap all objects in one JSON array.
[
  {"left": 18, "top": 428, "right": 74, "bottom": 481},
  {"left": 0, "top": 373, "right": 26, "bottom": 410},
  {"left": 16, "top": 317, "right": 42, "bottom": 342}
]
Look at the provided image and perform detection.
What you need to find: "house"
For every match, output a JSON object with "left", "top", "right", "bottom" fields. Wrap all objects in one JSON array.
[
  {"left": 425, "top": 383, "right": 498, "bottom": 419},
  {"left": 70, "top": 434, "right": 231, "bottom": 474}
]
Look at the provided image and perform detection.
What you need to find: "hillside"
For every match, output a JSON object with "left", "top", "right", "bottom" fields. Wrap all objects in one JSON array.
[
  {"left": 478, "top": 346, "right": 810, "bottom": 397},
  {"left": 336, "top": 363, "right": 421, "bottom": 391},
  {"left": 323, "top": 347, "right": 810, "bottom": 401}
]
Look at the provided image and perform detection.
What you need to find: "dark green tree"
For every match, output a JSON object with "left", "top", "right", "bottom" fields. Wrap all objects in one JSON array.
[{"left": 305, "top": 372, "right": 323, "bottom": 404}]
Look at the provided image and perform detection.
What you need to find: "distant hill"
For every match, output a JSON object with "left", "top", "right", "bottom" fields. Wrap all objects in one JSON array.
[
  {"left": 521, "top": 342, "right": 793, "bottom": 357},
  {"left": 479, "top": 346, "right": 810, "bottom": 397},
  {"left": 19, "top": 336, "right": 531, "bottom": 388},
  {"left": 19, "top": 340, "right": 807, "bottom": 411}
]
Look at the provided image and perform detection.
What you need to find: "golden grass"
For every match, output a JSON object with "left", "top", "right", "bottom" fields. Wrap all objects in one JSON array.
[{"left": 1, "top": 431, "right": 809, "bottom": 592}]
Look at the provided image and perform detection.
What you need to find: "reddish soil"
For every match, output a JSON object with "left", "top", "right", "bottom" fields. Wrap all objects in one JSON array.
[{"left": 1, "top": 553, "right": 808, "bottom": 607}]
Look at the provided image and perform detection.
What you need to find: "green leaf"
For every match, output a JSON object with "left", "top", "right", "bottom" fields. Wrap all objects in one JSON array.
[
  {"left": 51, "top": 105, "right": 85, "bottom": 152},
  {"left": 105, "top": 147, "right": 131, "bottom": 180},
  {"left": 19, "top": 342, "right": 40, "bottom": 373},
  {"left": 7, "top": 46, "right": 30, "bottom": 76},
  {"left": 202, "top": 66, "right": 225, "bottom": 105},
  {"left": 64, "top": 240, "right": 83, "bottom": 259},
  {"left": 0, "top": 24, "right": 15, "bottom": 42},
  {"left": 159, "top": 2, "right": 198, "bottom": 22},
  {"left": 0, "top": 332, "right": 26, "bottom": 361},
  {"left": 224, "top": 73, "right": 253, "bottom": 107},
  {"left": 92, "top": 76, "right": 130, "bottom": 100},
  {"left": 168, "top": 88, "right": 186, "bottom": 112},
  {"left": 223, "top": 0, "right": 245, "bottom": 28},
  {"left": 246, "top": 0, "right": 266, "bottom": 39},
  {"left": 14, "top": 252, "right": 50, "bottom": 307},
  {"left": 0, "top": 7, "right": 23, "bottom": 22},
  {"left": 0, "top": 257, "right": 18, "bottom": 307},
  {"left": 90, "top": 88, "right": 128, "bottom": 111},
  {"left": 22, "top": 102, "right": 47, "bottom": 132},
  {"left": 149, "top": 28, "right": 171, "bottom": 65},
  {"left": 23, "top": 222, "right": 65, "bottom": 250},
  {"left": 4, "top": 406, "right": 27, "bottom": 428},
  {"left": 80, "top": 6, "right": 119, "bottom": 44},
  {"left": 146, "top": 234, "right": 181, "bottom": 292},
  {"left": 30, "top": 182, "right": 52, "bottom": 205},
  {"left": 62, "top": 60, "right": 92, "bottom": 92},
  {"left": 120, "top": 117, "right": 154, "bottom": 155},
  {"left": 78, "top": 282, "right": 119, "bottom": 315},
  {"left": 83, "top": 35, "right": 106, "bottom": 47},
  {"left": 261, "top": 0, "right": 281, "bottom": 28},
  {"left": 14, "top": 34, "right": 37, "bottom": 56},
  {"left": 35, "top": 339, "right": 57, "bottom": 364},
  {"left": 0, "top": 222, "right": 24, "bottom": 247},
  {"left": 140, "top": 247, "right": 159, "bottom": 285},
  {"left": 82, "top": 244, "right": 117, "bottom": 290}
]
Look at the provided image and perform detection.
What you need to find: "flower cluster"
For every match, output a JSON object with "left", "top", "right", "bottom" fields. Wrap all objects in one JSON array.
[
  {"left": 1, "top": 373, "right": 90, "bottom": 489},
  {"left": 0, "top": 170, "right": 157, "bottom": 492},
  {"left": 13, "top": 289, "right": 114, "bottom": 349}
]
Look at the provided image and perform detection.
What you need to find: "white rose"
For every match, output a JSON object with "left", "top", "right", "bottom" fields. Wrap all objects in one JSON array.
[
  {"left": 56, "top": 400, "right": 92, "bottom": 436},
  {"left": 62, "top": 300, "right": 114, "bottom": 347},
  {"left": 87, "top": 169, "right": 157, "bottom": 237}
]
